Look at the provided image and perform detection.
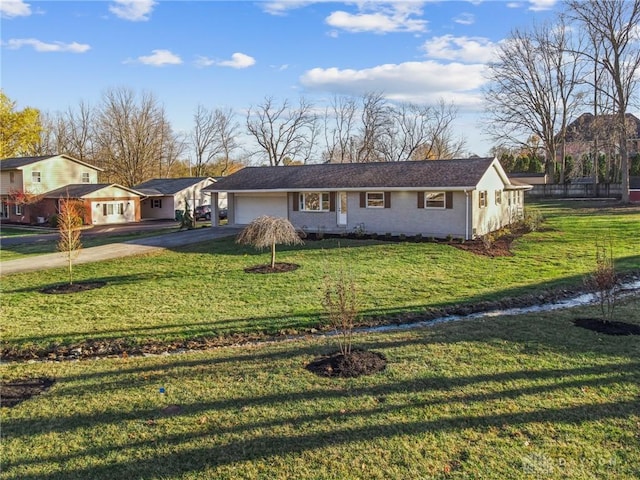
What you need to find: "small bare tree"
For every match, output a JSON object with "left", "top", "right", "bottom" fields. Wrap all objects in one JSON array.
[
  {"left": 323, "top": 267, "right": 358, "bottom": 356},
  {"left": 584, "top": 237, "right": 619, "bottom": 322},
  {"left": 57, "top": 197, "right": 83, "bottom": 285},
  {"left": 236, "top": 216, "right": 303, "bottom": 268}
]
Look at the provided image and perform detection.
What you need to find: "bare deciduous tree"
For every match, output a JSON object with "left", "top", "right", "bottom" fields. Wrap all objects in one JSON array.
[
  {"left": 191, "top": 105, "right": 240, "bottom": 176},
  {"left": 323, "top": 93, "right": 466, "bottom": 163},
  {"left": 354, "top": 91, "right": 390, "bottom": 163},
  {"left": 93, "top": 87, "right": 179, "bottom": 186},
  {"left": 323, "top": 265, "right": 358, "bottom": 356},
  {"left": 566, "top": 0, "right": 640, "bottom": 202},
  {"left": 411, "top": 100, "right": 467, "bottom": 160},
  {"left": 484, "top": 19, "right": 586, "bottom": 179},
  {"left": 60, "top": 101, "right": 95, "bottom": 163},
  {"left": 246, "top": 96, "right": 318, "bottom": 166},
  {"left": 323, "top": 95, "right": 358, "bottom": 163}
]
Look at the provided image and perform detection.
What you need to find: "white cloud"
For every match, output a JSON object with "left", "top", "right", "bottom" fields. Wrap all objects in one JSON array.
[
  {"left": 454, "top": 13, "right": 475, "bottom": 25},
  {"left": 261, "top": 1, "right": 314, "bottom": 16},
  {"left": 219, "top": 52, "right": 256, "bottom": 68},
  {"left": 300, "top": 60, "right": 487, "bottom": 109},
  {"left": 506, "top": 2, "right": 521, "bottom": 8},
  {"left": 326, "top": 3, "right": 428, "bottom": 34},
  {"left": 109, "top": 0, "right": 156, "bottom": 21},
  {"left": 135, "top": 49, "right": 182, "bottom": 66},
  {"left": 0, "top": 0, "right": 31, "bottom": 18},
  {"left": 422, "top": 35, "right": 498, "bottom": 63},
  {"left": 194, "top": 55, "right": 215, "bottom": 68},
  {"left": 3, "top": 38, "right": 90, "bottom": 53},
  {"left": 194, "top": 52, "right": 256, "bottom": 69},
  {"left": 529, "top": 0, "right": 557, "bottom": 11}
]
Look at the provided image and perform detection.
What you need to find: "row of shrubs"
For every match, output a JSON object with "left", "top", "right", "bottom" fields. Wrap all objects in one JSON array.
[{"left": 302, "top": 208, "right": 545, "bottom": 244}]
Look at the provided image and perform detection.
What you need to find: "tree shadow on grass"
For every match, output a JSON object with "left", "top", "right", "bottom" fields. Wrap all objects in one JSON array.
[{"left": 2, "top": 359, "right": 638, "bottom": 479}]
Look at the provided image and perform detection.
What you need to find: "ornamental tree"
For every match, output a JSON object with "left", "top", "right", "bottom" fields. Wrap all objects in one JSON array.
[{"left": 236, "top": 215, "right": 303, "bottom": 268}]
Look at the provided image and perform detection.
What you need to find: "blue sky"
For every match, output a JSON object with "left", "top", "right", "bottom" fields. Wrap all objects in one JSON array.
[{"left": 1, "top": 0, "right": 563, "bottom": 158}]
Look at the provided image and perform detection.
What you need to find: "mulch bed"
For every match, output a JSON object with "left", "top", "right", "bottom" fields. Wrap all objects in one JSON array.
[
  {"left": 306, "top": 349, "right": 387, "bottom": 378},
  {"left": 573, "top": 317, "right": 640, "bottom": 335},
  {"left": 1, "top": 377, "right": 55, "bottom": 408},
  {"left": 40, "top": 281, "right": 106, "bottom": 294},
  {"left": 244, "top": 263, "right": 299, "bottom": 274},
  {"left": 304, "top": 224, "right": 533, "bottom": 258}
]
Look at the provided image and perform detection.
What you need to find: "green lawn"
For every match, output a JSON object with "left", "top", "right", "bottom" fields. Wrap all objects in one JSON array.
[
  {"left": 1, "top": 201, "right": 639, "bottom": 479},
  {"left": 1, "top": 299, "right": 639, "bottom": 479},
  {"left": 0, "top": 227, "right": 180, "bottom": 262},
  {"left": 0, "top": 226, "right": 54, "bottom": 238},
  {"left": 1, "top": 201, "right": 639, "bottom": 357}
]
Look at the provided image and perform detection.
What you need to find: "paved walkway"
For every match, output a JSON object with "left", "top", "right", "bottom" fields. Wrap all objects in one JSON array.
[{"left": 0, "top": 226, "right": 242, "bottom": 276}]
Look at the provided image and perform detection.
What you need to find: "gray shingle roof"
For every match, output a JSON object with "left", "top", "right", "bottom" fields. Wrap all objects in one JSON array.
[
  {"left": 133, "top": 177, "right": 213, "bottom": 195},
  {"left": 205, "top": 158, "right": 497, "bottom": 191},
  {"left": 43, "top": 184, "right": 142, "bottom": 198},
  {"left": 0, "top": 156, "right": 55, "bottom": 169},
  {"left": 0, "top": 154, "right": 103, "bottom": 171}
]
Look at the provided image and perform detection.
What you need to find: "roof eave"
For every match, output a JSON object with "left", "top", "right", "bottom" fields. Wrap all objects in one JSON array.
[{"left": 206, "top": 186, "right": 478, "bottom": 193}]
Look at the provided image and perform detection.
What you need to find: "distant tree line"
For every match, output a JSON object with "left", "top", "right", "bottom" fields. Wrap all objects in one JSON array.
[
  {"left": 1, "top": 86, "right": 468, "bottom": 188},
  {"left": 484, "top": 0, "right": 640, "bottom": 202}
]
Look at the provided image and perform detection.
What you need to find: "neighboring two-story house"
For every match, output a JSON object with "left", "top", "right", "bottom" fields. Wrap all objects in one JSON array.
[{"left": 0, "top": 154, "right": 143, "bottom": 225}]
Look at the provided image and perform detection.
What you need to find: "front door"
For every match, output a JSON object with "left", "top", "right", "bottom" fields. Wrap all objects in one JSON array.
[{"left": 337, "top": 192, "right": 347, "bottom": 226}]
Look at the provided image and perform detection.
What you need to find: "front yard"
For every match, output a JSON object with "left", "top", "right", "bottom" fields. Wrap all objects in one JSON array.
[
  {"left": 1, "top": 201, "right": 638, "bottom": 358},
  {"left": 1, "top": 299, "right": 639, "bottom": 479},
  {"left": 1, "top": 200, "right": 639, "bottom": 479}
]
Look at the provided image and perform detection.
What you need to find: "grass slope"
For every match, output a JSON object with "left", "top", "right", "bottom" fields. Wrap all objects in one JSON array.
[{"left": 1, "top": 201, "right": 638, "bottom": 355}]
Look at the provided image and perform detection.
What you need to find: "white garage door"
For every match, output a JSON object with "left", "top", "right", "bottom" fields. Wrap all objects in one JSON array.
[{"left": 235, "top": 194, "right": 288, "bottom": 224}]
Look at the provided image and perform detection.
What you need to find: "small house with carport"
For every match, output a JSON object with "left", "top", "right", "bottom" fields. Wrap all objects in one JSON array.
[
  {"left": 133, "top": 177, "right": 221, "bottom": 220},
  {"left": 204, "top": 157, "right": 531, "bottom": 239}
]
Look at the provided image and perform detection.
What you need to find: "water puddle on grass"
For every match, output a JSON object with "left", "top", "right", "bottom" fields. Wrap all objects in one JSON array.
[{"left": 360, "top": 280, "right": 640, "bottom": 335}]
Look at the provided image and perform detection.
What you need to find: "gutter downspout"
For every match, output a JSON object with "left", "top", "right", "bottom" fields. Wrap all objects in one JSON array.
[{"left": 464, "top": 190, "right": 470, "bottom": 240}]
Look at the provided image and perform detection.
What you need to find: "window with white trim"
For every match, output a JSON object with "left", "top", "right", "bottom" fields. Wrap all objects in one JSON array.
[
  {"left": 1, "top": 202, "right": 8, "bottom": 218},
  {"left": 15, "top": 203, "right": 23, "bottom": 215},
  {"left": 32, "top": 171, "right": 41, "bottom": 183},
  {"left": 425, "top": 192, "right": 445, "bottom": 208},
  {"left": 479, "top": 190, "right": 487, "bottom": 208},
  {"left": 82, "top": 172, "right": 90, "bottom": 183},
  {"left": 495, "top": 190, "right": 502, "bottom": 205},
  {"left": 151, "top": 199, "right": 162, "bottom": 208},
  {"left": 299, "top": 192, "right": 330, "bottom": 211},
  {"left": 366, "top": 192, "right": 385, "bottom": 208},
  {"left": 9, "top": 172, "right": 15, "bottom": 183}
]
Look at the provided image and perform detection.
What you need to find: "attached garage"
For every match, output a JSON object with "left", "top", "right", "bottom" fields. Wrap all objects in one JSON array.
[{"left": 234, "top": 193, "right": 288, "bottom": 224}]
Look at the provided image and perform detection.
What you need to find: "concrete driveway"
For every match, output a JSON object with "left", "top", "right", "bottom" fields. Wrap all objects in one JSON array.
[
  {"left": 0, "top": 220, "right": 180, "bottom": 247},
  {"left": 0, "top": 225, "right": 242, "bottom": 276}
]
